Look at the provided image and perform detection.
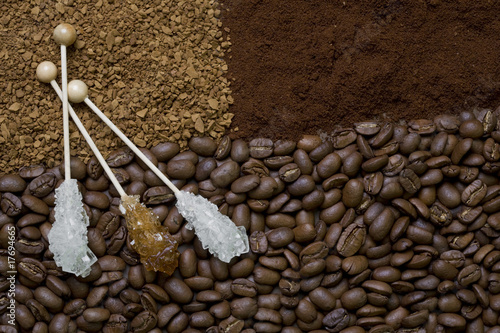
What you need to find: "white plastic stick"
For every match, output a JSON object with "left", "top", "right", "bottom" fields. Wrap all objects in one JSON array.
[
  {"left": 61, "top": 46, "right": 71, "bottom": 180},
  {"left": 60, "top": 47, "right": 71, "bottom": 180},
  {"left": 54, "top": 23, "right": 77, "bottom": 181},
  {"left": 50, "top": 81, "right": 126, "bottom": 197},
  {"left": 67, "top": 79, "right": 180, "bottom": 195},
  {"left": 84, "top": 98, "right": 180, "bottom": 195}
]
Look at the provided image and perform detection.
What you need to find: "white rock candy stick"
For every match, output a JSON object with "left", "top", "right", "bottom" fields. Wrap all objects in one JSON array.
[
  {"left": 67, "top": 80, "right": 249, "bottom": 263},
  {"left": 36, "top": 61, "right": 97, "bottom": 277}
]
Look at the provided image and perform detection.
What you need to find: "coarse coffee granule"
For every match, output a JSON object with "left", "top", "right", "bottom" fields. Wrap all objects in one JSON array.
[
  {"left": 0, "top": 0, "right": 233, "bottom": 174},
  {"left": 222, "top": 0, "right": 500, "bottom": 141}
]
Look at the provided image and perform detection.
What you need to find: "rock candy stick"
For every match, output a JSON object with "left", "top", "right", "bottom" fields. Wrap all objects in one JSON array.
[{"left": 36, "top": 60, "right": 96, "bottom": 277}]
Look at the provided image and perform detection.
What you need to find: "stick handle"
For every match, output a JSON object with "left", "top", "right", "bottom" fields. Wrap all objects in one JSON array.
[
  {"left": 84, "top": 98, "right": 180, "bottom": 195},
  {"left": 50, "top": 81, "right": 126, "bottom": 197},
  {"left": 61, "top": 45, "right": 71, "bottom": 181}
]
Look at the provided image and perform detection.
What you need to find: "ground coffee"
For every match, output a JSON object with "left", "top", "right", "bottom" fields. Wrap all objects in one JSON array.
[{"left": 222, "top": 0, "right": 500, "bottom": 140}]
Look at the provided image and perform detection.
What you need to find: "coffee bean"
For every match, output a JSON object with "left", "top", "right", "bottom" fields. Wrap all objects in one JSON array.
[
  {"left": 165, "top": 159, "right": 196, "bottom": 180},
  {"left": 248, "top": 176, "right": 278, "bottom": 199},
  {"left": 340, "top": 287, "right": 367, "bottom": 310},
  {"left": 0, "top": 174, "right": 26, "bottom": 193},
  {"left": 437, "top": 312, "right": 466, "bottom": 328},
  {"left": 164, "top": 277, "right": 193, "bottom": 304},
  {"left": 105, "top": 147, "right": 134, "bottom": 167},
  {"left": 248, "top": 138, "right": 273, "bottom": 159},
  {"left": 337, "top": 223, "right": 366, "bottom": 257},
  {"left": 341, "top": 255, "right": 368, "bottom": 275},
  {"left": 249, "top": 231, "right": 268, "bottom": 254},
  {"left": 457, "top": 264, "right": 481, "bottom": 287},
  {"left": 253, "top": 266, "right": 281, "bottom": 285},
  {"left": 228, "top": 278, "right": 256, "bottom": 297},
  {"left": 83, "top": 191, "right": 110, "bottom": 209},
  {"left": 18, "top": 257, "right": 46, "bottom": 284},
  {"left": 1, "top": 193, "right": 22, "bottom": 217},
  {"left": 266, "top": 227, "right": 294, "bottom": 248},
  {"left": 63, "top": 298, "right": 87, "bottom": 317},
  {"left": 230, "top": 297, "right": 258, "bottom": 320},
  {"left": 130, "top": 311, "right": 157, "bottom": 333},
  {"left": 462, "top": 179, "right": 487, "bottom": 206},
  {"left": 18, "top": 164, "right": 45, "bottom": 180},
  {"left": 83, "top": 307, "right": 111, "bottom": 323},
  {"left": 218, "top": 315, "right": 244, "bottom": 332},
  {"left": 322, "top": 307, "right": 349, "bottom": 332}
]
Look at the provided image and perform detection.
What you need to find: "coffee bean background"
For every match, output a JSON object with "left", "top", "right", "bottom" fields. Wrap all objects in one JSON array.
[{"left": 4, "top": 110, "right": 500, "bottom": 332}]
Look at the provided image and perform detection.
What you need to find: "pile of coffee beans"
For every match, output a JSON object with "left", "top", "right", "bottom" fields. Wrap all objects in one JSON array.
[{"left": 3, "top": 110, "right": 500, "bottom": 332}]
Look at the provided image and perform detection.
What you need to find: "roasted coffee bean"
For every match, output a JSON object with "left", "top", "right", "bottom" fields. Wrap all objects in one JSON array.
[
  {"left": 165, "top": 159, "right": 196, "bottom": 180},
  {"left": 461, "top": 179, "right": 487, "bottom": 206},
  {"left": 230, "top": 297, "right": 258, "bottom": 320},
  {"left": 249, "top": 231, "right": 268, "bottom": 254},
  {"left": 142, "top": 186, "right": 176, "bottom": 204},
  {"left": 297, "top": 135, "right": 323, "bottom": 153},
  {"left": 341, "top": 255, "right": 368, "bottom": 275},
  {"left": 106, "top": 147, "right": 134, "bottom": 167},
  {"left": 0, "top": 174, "right": 26, "bottom": 193},
  {"left": 267, "top": 227, "right": 294, "bottom": 248},
  {"left": 63, "top": 298, "right": 87, "bottom": 318},
  {"left": 331, "top": 129, "right": 356, "bottom": 150},
  {"left": 187, "top": 137, "right": 217, "bottom": 157},
  {"left": 369, "top": 207, "right": 395, "bottom": 241},
  {"left": 18, "top": 164, "right": 45, "bottom": 180},
  {"left": 295, "top": 298, "right": 318, "bottom": 323},
  {"left": 253, "top": 266, "right": 281, "bottom": 285},
  {"left": 230, "top": 278, "right": 258, "bottom": 297},
  {"left": 337, "top": 223, "right": 366, "bottom": 257},
  {"left": 363, "top": 172, "right": 383, "bottom": 195},
  {"left": 322, "top": 308, "right": 349, "bottom": 332},
  {"left": 164, "top": 277, "right": 193, "bottom": 304},
  {"left": 150, "top": 142, "right": 179, "bottom": 162},
  {"left": 230, "top": 175, "right": 259, "bottom": 193},
  {"left": 83, "top": 307, "right": 111, "bottom": 323},
  {"left": 249, "top": 138, "right": 274, "bottom": 158},
  {"left": 28, "top": 173, "right": 56, "bottom": 197},
  {"left": 1, "top": 193, "right": 22, "bottom": 217},
  {"left": 130, "top": 311, "right": 157, "bottom": 332},
  {"left": 18, "top": 257, "right": 46, "bottom": 284},
  {"left": 457, "top": 264, "right": 481, "bottom": 287}
]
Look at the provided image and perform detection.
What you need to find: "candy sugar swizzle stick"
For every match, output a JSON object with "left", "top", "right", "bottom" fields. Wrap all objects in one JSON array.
[
  {"left": 68, "top": 80, "right": 250, "bottom": 263},
  {"left": 36, "top": 62, "right": 179, "bottom": 275},
  {"left": 37, "top": 24, "right": 97, "bottom": 277}
]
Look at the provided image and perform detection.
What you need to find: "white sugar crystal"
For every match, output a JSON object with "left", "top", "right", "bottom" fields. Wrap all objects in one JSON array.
[
  {"left": 175, "top": 190, "right": 249, "bottom": 263},
  {"left": 48, "top": 179, "right": 97, "bottom": 277}
]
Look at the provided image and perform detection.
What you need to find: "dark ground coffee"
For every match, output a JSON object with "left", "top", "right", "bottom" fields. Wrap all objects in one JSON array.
[{"left": 222, "top": 0, "right": 500, "bottom": 140}]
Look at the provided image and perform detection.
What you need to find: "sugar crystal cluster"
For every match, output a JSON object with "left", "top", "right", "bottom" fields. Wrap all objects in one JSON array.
[
  {"left": 48, "top": 179, "right": 97, "bottom": 277},
  {"left": 175, "top": 190, "right": 249, "bottom": 263},
  {"left": 120, "top": 194, "right": 179, "bottom": 275}
]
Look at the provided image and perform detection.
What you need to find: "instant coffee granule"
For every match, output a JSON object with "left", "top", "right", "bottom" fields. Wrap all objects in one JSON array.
[
  {"left": 5, "top": 109, "right": 500, "bottom": 332},
  {"left": 0, "top": 0, "right": 233, "bottom": 174}
]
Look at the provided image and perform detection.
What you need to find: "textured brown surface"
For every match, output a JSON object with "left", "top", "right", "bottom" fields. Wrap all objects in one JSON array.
[
  {"left": 0, "top": 0, "right": 232, "bottom": 174},
  {"left": 222, "top": 0, "right": 500, "bottom": 140}
]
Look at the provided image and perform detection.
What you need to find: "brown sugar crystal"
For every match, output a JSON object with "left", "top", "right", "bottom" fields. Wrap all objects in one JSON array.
[{"left": 120, "top": 195, "right": 179, "bottom": 275}]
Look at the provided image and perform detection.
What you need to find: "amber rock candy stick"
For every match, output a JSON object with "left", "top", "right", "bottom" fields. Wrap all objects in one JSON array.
[{"left": 120, "top": 195, "right": 179, "bottom": 275}]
